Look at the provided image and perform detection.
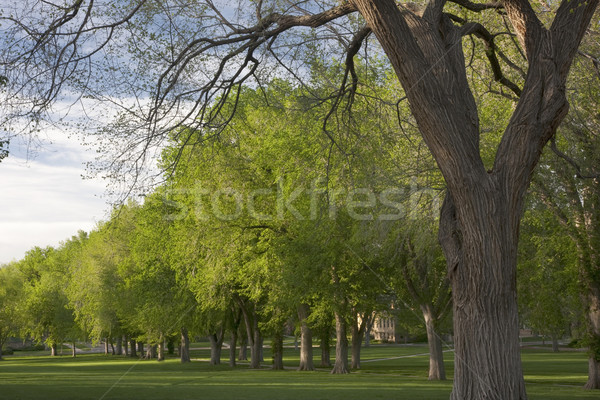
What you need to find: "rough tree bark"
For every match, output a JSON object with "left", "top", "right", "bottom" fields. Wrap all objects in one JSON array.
[
  {"left": 331, "top": 311, "right": 349, "bottom": 374},
  {"left": 297, "top": 303, "right": 315, "bottom": 371},
  {"left": 51, "top": 342, "right": 58, "bottom": 356},
  {"left": 180, "top": 327, "right": 191, "bottom": 363},
  {"left": 352, "top": 0, "right": 598, "bottom": 397},
  {"left": 136, "top": 341, "right": 143, "bottom": 357}
]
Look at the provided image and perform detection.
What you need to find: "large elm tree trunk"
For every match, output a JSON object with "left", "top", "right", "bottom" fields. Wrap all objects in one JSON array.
[
  {"left": 297, "top": 303, "right": 314, "bottom": 371},
  {"left": 352, "top": 0, "right": 597, "bottom": 398},
  {"left": 51, "top": 342, "right": 58, "bottom": 356},
  {"left": 331, "top": 312, "right": 349, "bottom": 374}
]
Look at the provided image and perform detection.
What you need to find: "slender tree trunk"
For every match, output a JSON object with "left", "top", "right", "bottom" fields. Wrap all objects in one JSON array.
[
  {"left": 319, "top": 325, "right": 332, "bottom": 367},
  {"left": 130, "top": 339, "right": 137, "bottom": 358},
  {"left": 71, "top": 341, "right": 76, "bottom": 358},
  {"left": 258, "top": 336, "right": 264, "bottom": 362},
  {"left": 123, "top": 336, "right": 129, "bottom": 357},
  {"left": 272, "top": 332, "right": 284, "bottom": 370},
  {"left": 110, "top": 341, "right": 115, "bottom": 355},
  {"left": 350, "top": 324, "right": 361, "bottom": 370},
  {"left": 331, "top": 312, "right": 349, "bottom": 374},
  {"left": 250, "top": 326, "right": 262, "bottom": 369},
  {"left": 208, "top": 330, "right": 224, "bottom": 365},
  {"left": 238, "top": 334, "right": 247, "bottom": 361},
  {"left": 350, "top": 313, "right": 369, "bottom": 370},
  {"left": 50, "top": 342, "right": 58, "bottom": 356},
  {"left": 421, "top": 304, "right": 446, "bottom": 380},
  {"left": 364, "top": 317, "right": 372, "bottom": 347},
  {"left": 116, "top": 336, "right": 123, "bottom": 355},
  {"left": 229, "top": 330, "right": 237, "bottom": 367},
  {"left": 137, "top": 341, "right": 144, "bottom": 357},
  {"left": 584, "top": 284, "right": 600, "bottom": 389},
  {"left": 180, "top": 327, "right": 191, "bottom": 363},
  {"left": 104, "top": 339, "right": 109, "bottom": 355},
  {"left": 298, "top": 304, "right": 314, "bottom": 371},
  {"left": 157, "top": 336, "right": 165, "bottom": 361},
  {"left": 551, "top": 334, "right": 560, "bottom": 353},
  {"left": 146, "top": 344, "right": 156, "bottom": 359}
]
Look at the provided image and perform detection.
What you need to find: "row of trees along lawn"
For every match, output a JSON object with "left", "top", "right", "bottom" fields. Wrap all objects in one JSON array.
[
  {"left": 1, "top": 51, "right": 600, "bottom": 385},
  {"left": 0, "top": 1, "right": 599, "bottom": 396}
]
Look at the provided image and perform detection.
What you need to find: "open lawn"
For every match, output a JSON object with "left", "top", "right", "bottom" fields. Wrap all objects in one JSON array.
[{"left": 0, "top": 345, "right": 596, "bottom": 400}]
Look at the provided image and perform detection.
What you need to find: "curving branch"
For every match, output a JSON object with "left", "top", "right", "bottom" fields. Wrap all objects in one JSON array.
[
  {"left": 448, "top": 0, "right": 503, "bottom": 12},
  {"left": 460, "top": 21, "right": 522, "bottom": 96},
  {"left": 550, "top": 136, "right": 600, "bottom": 180}
]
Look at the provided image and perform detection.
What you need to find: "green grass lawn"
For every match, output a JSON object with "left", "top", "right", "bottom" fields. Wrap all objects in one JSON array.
[{"left": 0, "top": 345, "right": 596, "bottom": 400}]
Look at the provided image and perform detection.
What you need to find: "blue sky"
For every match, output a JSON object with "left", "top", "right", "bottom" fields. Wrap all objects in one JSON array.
[{"left": 0, "top": 132, "right": 108, "bottom": 265}]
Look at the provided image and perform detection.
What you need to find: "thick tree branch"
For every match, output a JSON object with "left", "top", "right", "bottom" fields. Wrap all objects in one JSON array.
[
  {"left": 448, "top": 0, "right": 503, "bottom": 12},
  {"left": 501, "top": 0, "right": 544, "bottom": 60},
  {"left": 551, "top": 0, "right": 600, "bottom": 79}
]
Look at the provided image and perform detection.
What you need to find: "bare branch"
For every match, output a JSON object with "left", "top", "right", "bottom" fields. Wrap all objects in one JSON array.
[
  {"left": 549, "top": 136, "right": 600, "bottom": 180},
  {"left": 461, "top": 22, "right": 522, "bottom": 96}
]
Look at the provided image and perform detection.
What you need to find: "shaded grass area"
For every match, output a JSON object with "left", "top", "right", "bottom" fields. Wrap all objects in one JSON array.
[{"left": 0, "top": 346, "right": 596, "bottom": 400}]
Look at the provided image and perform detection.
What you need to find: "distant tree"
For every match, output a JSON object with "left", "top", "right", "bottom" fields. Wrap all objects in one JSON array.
[{"left": 0, "top": 262, "right": 24, "bottom": 359}]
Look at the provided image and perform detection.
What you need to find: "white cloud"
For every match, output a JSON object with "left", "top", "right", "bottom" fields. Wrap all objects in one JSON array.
[{"left": 0, "top": 134, "right": 108, "bottom": 264}]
